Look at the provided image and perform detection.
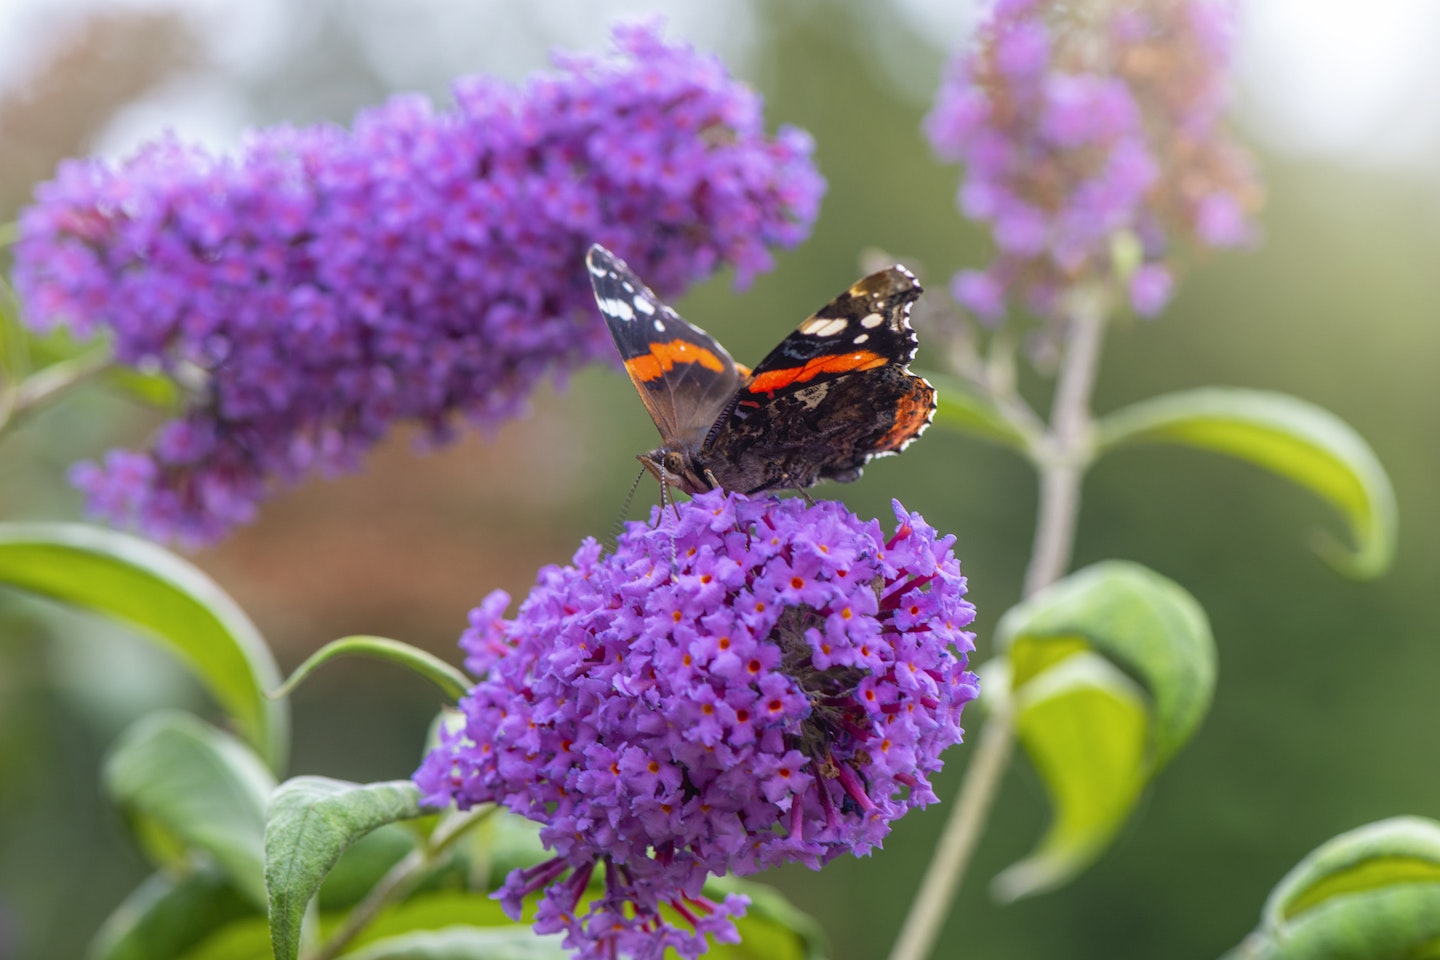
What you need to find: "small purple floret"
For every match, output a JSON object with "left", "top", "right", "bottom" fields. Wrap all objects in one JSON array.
[
  {"left": 15, "top": 21, "right": 825, "bottom": 546},
  {"left": 416, "top": 492, "right": 979, "bottom": 959}
]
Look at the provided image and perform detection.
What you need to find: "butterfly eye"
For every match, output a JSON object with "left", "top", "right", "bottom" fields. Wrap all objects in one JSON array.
[{"left": 663, "top": 451, "right": 686, "bottom": 476}]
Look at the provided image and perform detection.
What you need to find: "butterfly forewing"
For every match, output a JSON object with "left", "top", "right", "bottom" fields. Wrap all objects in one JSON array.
[
  {"left": 738, "top": 266, "right": 923, "bottom": 398},
  {"left": 586, "top": 245, "right": 744, "bottom": 446}
]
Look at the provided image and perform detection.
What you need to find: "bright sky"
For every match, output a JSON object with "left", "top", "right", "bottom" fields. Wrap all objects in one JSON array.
[{"left": 2, "top": 0, "right": 1439, "bottom": 171}]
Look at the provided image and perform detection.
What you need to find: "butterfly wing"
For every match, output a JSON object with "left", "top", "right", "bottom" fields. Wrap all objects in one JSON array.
[
  {"left": 702, "top": 265, "right": 936, "bottom": 492},
  {"left": 587, "top": 245, "right": 745, "bottom": 448}
]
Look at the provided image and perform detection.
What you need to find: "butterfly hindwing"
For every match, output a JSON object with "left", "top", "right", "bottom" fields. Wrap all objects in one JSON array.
[{"left": 586, "top": 245, "right": 744, "bottom": 447}]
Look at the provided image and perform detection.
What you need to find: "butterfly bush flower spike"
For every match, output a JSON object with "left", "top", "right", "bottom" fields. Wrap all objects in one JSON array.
[
  {"left": 416, "top": 492, "right": 979, "bottom": 960},
  {"left": 926, "top": 0, "right": 1260, "bottom": 325},
  {"left": 14, "top": 21, "right": 824, "bottom": 545}
]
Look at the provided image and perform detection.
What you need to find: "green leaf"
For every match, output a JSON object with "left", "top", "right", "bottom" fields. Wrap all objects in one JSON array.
[
  {"left": 105, "top": 363, "right": 182, "bottom": 410},
  {"left": 1096, "top": 387, "right": 1396, "bottom": 578},
  {"left": 271, "top": 636, "right": 471, "bottom": 703},
  {"left": 104, "top": 711, "right": 276, "bottom": 908},
  {"left": 992, "top": 652, "right": 1148, "bottom": 902},
  {"left": 923, "top": 372, "right": 1032, "bottom": 452},
  {"left": 341, "top": 927, "right": 566, "bottom": 960},
  {"left": 88, "top": 868, "right": 255, "bottom": 960},
  {"left": 1265, "top": 816, "right": 1440, "bottom": 925},
  {"left": 1224, "top": 818, "right": 1440, "bottom": 959},
  {"left": 993, "top": 561, "right": 1215, "bottom": 900},
  {"left": 0, "top": 522, "right": 288, "bottom": 768},
  {"left": 265, "top": 776, "right": 425, "bottom": 960},
  {"left": 172, "top": 916, "right": 272, "bottom": 960}
]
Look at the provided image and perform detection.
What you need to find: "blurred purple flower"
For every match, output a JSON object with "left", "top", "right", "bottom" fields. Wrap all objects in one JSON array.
[
  {"left": 925, "top": 0, "right": 1260, "bottom": 325},
  {"left": 416, "top": 491, "right": 978, "bottom": 959},
  {"left": 14, "top": 20, "right": 825, "bottom": 546}
]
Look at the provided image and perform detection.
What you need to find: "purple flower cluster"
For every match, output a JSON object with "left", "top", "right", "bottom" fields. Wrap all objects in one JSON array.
[
  {"left": 926, "top": 0, "right": 1259, "bottom": 323},
  {"left": 14, "top": 20, "right": 824, "bottom": 545},
  {"left": 416, "top": 491, "right": 978, "bottom": 960}
]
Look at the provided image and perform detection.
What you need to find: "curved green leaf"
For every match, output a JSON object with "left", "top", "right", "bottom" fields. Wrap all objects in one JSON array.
[
  {"left": 1226, "top": 821, "right": 1440, "bottom": 959},
  {"left": 991, "top": 653, "right": 1148, "bottom": 902},
  {"left": 1265, "top": 817, "right": 1440, "bottom": 927},
  {"left": 923, "top": 372, "right": 1033, "bottom": 453},
  {"left": 104, "top": 711, "right": 275, "bottom": 908},
  {"left": 87, "top": 868, "right": 255, "bottom": 960},
  {"left": 1096, "top": 388, "right": 1396, "bottom": 578},
  {"left": 265, "top": 776, "right": 425, "bottom": 960},
  {"left": 0, "top": 522, "right": 288, "bottom": 768},
  {"left": 272, "top": 636, "right": 471, "bottom": 703},
  {"left": 994, "top": 561, "right": 1215, "bottom": 900}
]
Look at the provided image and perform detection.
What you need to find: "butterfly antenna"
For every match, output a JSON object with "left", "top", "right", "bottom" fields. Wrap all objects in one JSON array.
[{"left": 606, "top": 467, "right": 649, "bottom": 551}]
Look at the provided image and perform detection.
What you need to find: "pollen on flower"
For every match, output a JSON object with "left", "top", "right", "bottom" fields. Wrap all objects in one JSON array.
[{"left": 414, "top": 490, "right": 978, "bottom": 960}]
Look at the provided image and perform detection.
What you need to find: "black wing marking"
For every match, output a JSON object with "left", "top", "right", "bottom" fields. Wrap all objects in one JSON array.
[{"left": 738, "top": 266, "right": 922, "bottom": 401}]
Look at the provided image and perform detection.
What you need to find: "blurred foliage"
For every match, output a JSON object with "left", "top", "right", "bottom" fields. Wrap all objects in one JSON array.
[{"left": 1, "top": 2, "right": 1438, "bottom": 960}]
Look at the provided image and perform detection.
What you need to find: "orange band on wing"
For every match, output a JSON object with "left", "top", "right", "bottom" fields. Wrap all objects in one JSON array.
[
  {"left": 875, "top": 383, "right": 936, "bottom": 450},
  {"left": 625, "top": 339, "right": 727, "bottom": 382},
  {"left": 746, "top": 350, "right": 886, "bottom": 395}
]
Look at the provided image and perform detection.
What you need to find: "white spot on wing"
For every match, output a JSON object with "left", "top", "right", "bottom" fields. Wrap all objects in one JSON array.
[
  {"left": 853, "top": 333, "right": 869, "bottom": 344},
  {"left": 800, "top": 317, "right": 848, "bottom": 337},
  {"left": 653, "top": 319, "right": 665, "bottom": 332},
  {"left": 633, "top": 296, "right": 656, "bottom": 315},
  {"left": 587, "top": 260, "right": 609, "bottom": 277},
  {"left": 600, "top": 297, "right": 634, "bottom": 321},
  {"left": 861, "top": 313, "right": 884, "bottom": 328}
]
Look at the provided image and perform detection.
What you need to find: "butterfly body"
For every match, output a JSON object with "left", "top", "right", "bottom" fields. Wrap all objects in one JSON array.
[{"left": 587, "top": 245, "right": 935, "bottom": 496}]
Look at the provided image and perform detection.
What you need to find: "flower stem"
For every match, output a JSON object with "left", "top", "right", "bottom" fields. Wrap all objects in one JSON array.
[
  {"left": 885, "top": 698, "right": 1014, "bottom": 960},
  {"left": 1024, "top": 297, "right": 1104, "bottom": 595},
  {"left": 886, "top": 298, "right": 1107, "bottom": 960},
  {"left": 0, "top": 349, "right": 113, "bottom": 442}
]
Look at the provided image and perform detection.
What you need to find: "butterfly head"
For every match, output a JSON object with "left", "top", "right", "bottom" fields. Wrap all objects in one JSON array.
[{"left": 639, "top": 447, "right": 715, "bottom": 498}]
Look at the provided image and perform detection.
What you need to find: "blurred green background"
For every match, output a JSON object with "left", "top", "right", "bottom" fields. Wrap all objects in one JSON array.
[{"left": 1, "top": 1, "right": 1437, "bottom": 958}]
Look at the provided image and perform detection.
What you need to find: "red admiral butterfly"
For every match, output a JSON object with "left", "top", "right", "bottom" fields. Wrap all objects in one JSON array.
[{"left": 587, "top": 244, "right": 935, "bottom": 496}]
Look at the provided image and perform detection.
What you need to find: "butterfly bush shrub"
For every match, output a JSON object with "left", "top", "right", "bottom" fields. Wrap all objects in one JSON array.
[
  {"left": 13, "top": 20, "right": 824, "bottom": 545},
  {"left": 0, "top": 4, "right": 1412, "bottom": 960}
]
